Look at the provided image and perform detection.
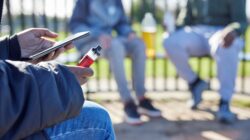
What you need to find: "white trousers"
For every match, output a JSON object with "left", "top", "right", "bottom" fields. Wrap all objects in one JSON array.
[{"left": 164, "top": 25, "right": 244, "bottom": 101}]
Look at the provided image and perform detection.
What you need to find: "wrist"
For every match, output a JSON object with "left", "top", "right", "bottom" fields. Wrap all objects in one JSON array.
[{"left": 9, "top": 34, "right": 21, "bottom": 60}]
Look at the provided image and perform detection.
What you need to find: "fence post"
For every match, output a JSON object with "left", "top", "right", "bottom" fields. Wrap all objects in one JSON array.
[
  {"left": 53, "top": 0, "right": 58, "bottom": 33},
  {"left": 5, "top": 0, "right": 14, "bottom": 34},
  {"left": 32, "top": 0, "right": 37, "bottom": 27},
  {"left": 42, "top": 0, "right": 48, "bottom": 28}
]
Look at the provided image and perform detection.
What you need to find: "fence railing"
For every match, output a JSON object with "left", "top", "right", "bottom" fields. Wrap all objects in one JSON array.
[{"left": 1, "top": 0, "right": 250, "bottom": 95}]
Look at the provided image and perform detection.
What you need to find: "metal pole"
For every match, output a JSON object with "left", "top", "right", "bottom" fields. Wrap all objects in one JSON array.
[
  {"left": 20, "top": 0, "right": 25, "bottom": 30},
  {"left": 5, "top": 0, "right": 14, "bottom": 34},
  {"left": 42, "top": 0, "right": 48, "bottom": 28},
  {"left": 32, "top": 0, "right": 37, "bottom": 27}
]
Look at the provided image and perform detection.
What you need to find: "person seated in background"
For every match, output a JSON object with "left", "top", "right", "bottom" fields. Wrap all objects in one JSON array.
[
  {"left": 69, "top": 0, "right": 161, "bottom": 125},
  {"left": 163, "top": 0, "right": 247, "bottom": 124},
  {"left": 0, "top": 1, "right": 115, "bottom": 139}
]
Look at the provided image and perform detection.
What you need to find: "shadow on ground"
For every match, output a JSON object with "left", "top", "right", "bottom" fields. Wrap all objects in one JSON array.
[
  {"left": 92, "top": 93, "right": 250, "bottom": 140},
  {"left": 114, "top": 118, "right": 250, "bottom": 140},
  {"left": 94, "top": 92, "right": 250, "bottom": 140}
]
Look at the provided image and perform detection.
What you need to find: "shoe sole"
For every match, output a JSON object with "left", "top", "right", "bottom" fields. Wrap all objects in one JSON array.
[
  {"left": 216, "top": 113, "right": 237, "bottom": 124},
  {"left": 124, "top": 116, "right": 144, "bottom": 126},
  {"left": 138, "top": 107, "right": 162, "bottom": 118}
]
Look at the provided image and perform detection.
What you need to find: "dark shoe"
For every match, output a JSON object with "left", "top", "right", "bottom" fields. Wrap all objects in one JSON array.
[
  {"left": 138, "top": 98, "right": 161, "bottom": 118},
  {"left": 216, "top": 100, "right": 237, "bottom": 124},
  {"left": 188, "top": 78, "right": 209, "bottom": 109},
  {"left": 124, "top": 100, "right": 143, "bottom": 125}
]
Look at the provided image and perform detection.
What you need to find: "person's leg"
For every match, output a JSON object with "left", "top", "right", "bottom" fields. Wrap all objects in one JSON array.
[
  {"left": 44, "top": 101, "right": 115, "bottom": 140},
  {"left": 164, "top": 27, "right": 210, "bottom": 109},
  {"left": 103, "top": 38, "right": 143, "bottom": 125},
  {"left": 210, "top": 35, "right": 244, "bottom": 102},
  {"left": 103, "top": 38, "right": 132, "bottom": 103},
  {"left": 210, "top": 32, "right": 244, "bottom": 123},
  {"left": 163, "top": 27, "right": 210, "bottom": 83},
  {"left": 125, "top": 37, "right": 146, "bottom": 98},
  {"left": 125, "top": 37, "right": 161, "bottom": 117}
]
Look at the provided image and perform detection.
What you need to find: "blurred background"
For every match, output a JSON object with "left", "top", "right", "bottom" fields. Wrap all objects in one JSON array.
[
  {"left": 2, "top": 0, "right": 249, "bottom": 95},
  {"left": 1, "top": 1, "right": 250, "bottom": 139}
]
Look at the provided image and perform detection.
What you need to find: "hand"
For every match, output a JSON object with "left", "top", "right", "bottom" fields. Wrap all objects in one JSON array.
[
  {"left": 17, "top": 28, "right": 73, "bottom": 63},
  {"left": 66, "top": 66, "right": 94, "bottom": 85},
  {"left": 98, "top": 34, "right": 112, "bottom": 49},
  {"left": 128, "top": 32, "right": 137, "bottom": 41},
  {"left": 221, "top": 27, "right": 238, "bottom": 48}
]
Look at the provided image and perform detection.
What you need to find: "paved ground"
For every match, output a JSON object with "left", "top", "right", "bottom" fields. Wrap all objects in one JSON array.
[{"left": 89, "top": 91, "right": 250, "bottom": 140}]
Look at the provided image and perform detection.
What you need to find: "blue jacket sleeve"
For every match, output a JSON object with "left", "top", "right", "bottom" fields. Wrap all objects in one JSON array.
[
  {"left": 0, "top": 61, "right": 84, "bottom": 139},
  {"left": 114, "top": 0, "right": 134, "bottom": 37},
  {"left": 0, "top": 35, "right": 21, "bottom": 60}
]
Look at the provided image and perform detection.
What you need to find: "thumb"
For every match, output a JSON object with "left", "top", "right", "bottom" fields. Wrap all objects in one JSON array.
[
  {"left": 32, "top": 28, "right": 58, "bottom": 38},
  {"left": 67, "top": 66, "right": 94, "bottom": 77}
]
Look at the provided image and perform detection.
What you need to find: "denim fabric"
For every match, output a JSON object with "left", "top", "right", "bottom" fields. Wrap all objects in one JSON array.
[{"left": 45, "top": 101, "right": 116, "bottom": 140}]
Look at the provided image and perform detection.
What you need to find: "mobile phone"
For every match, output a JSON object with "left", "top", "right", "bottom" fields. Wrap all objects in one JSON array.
[{"left": 28, "top": 31, "right": 90, "bottom": 60}]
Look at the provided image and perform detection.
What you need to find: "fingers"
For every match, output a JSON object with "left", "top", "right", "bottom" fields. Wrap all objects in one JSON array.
[
  {"left": 32, "top": 28, "right": 58, "bottom": 38},
  {"left": 99, "top": 35, "right": 112, "bottom": 49},
  {"left": 28, "top": 51, "right": 56, "bottom": 64},
  {"left": 41, "top": 39, "right": 56, "bottom": 49},
  {"left": 67, "top": 66, "right": 94, "bottom": 85},
  {"left": 42, "top": 51, "right": 56, "bottom": 61},
  {"left": 222, "top": 31, "right": 237, "bottom": 48},
  {"left": 128, "top": 33, "right": 137, "bottom": 40},
  {"left": 75, "top": 66, "right": 94, "bottom": 77},
  {"left": 40, "top": 42, "right": 74, "bottom": 61},
  {"left": 64, "top": 43, "right": 74, "bottom": 51},
  {"left": 223, "top": 37, "right": 234, "bottom": 48},
  {"left": 50, "top": 47, "right": 65, "bottom": 60},
  {"left": 27, "top": 59, "right": 41, "bottom": 64},
  {"left": 67, "top": 66, "right": 94, "bottom": 77},
  {"left": 81, "top": 67, "right": 94, "bottom": 77},
  {"left": 19, "top": 28, "right": 74, "bottom": 61}
]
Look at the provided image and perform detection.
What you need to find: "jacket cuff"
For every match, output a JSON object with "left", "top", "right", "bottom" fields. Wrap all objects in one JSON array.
[{"left": 9, "top": 34, "right": 21, "bottom": 60}]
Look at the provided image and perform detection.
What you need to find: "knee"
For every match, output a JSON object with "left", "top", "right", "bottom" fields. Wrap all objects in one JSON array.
[
  {"left": 129, "top": 38, "right": 146, "bottom": 58},
  {"left": 82, "top": 101, "right": 112, "bottom": 126},
  {"left": 132, "top": 38, "right": 146, "bottom": 51},
  {"left": 110, "top": 38, "right": 123, "bottom": 51},
  {"left": 213, "top": 38, "right": 243, "bottom": 58},
  {"left": 228, "top": 38, "right": 244, "bottom": 53},
  {"left": 163, "top": 37, "right": 178, "bottom": 53},
  {"left": 106, "top": 39, "right": 125, "bottom": 57}
]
